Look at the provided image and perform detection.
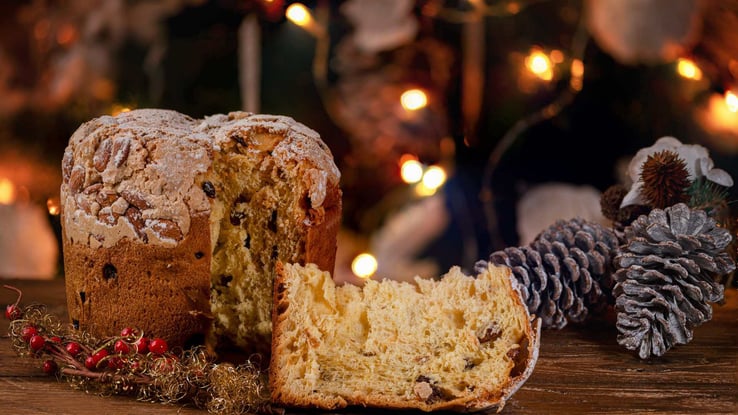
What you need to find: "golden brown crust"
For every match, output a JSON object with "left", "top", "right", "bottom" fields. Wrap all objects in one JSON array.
[
  {"left": 61, "top": 109, "right": 342, "bottom": 350},
  {"left": 304, "top": 195, "right": 342, "bottom": 273},
  {"left": 63, "top": 213, "right": 212, "bottom": 347}
]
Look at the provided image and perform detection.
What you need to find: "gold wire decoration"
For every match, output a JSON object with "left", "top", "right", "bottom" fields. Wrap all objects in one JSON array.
[{"left": 4, "top": 288, "right": 273, "bottom": 415}]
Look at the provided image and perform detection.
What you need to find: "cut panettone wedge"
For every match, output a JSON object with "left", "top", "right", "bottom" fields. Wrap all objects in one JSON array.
[{"left": 269, "top": 262, "right": 540, "bottom": 412}]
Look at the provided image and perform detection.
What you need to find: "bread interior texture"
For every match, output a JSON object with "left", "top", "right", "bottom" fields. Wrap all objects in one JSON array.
[
  {"left": 208, "top": 133, "right": 306, "bottom": 353},
  {"left": 272, "top": 262, "right": 532, "bottom": 410}
]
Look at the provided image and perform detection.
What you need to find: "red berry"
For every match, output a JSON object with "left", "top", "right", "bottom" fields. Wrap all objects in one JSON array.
[
  {"left": 107, "top": 356, "right": 124, "bottom": 370},
  {"left": 85, "top": 349, "right": 109, "bottom": 370},
  {"left": 65, "top": 342, "right": 82, "bottom": 357},
  {"left": 148, "top": 338, "right": 168, "bottom": 355},
  {"left": 43, "top": 360, "right": 58, "bottom": 375},
  {"left": 120, "top": 327, "right": 135, "bottom": 337},
  {"left": 50, "top": 336, "right": 62, "bottom": 343},
  {"left": 29, "top": 334, "right": 45, "bottom": 351},
  {"left": 84, "top": 355, "right": 96, "bottom": 370},
  {"left": 5, "top": 304, "right": 20, "bottom": 320},
  {"left": 133, "top": 337, "right": 148, "bottom": 354},
  {"left": 20, "top": 326, "right": 37, "bottom": 342},
  {"left": 93, "top": 349, "right": 109, "bottom": 362},
  {"left": 113, "top": 340, "right": 130, "bottom": 354}
]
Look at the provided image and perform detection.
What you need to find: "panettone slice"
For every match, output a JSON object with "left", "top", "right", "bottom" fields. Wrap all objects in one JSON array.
[{"left": 269, "top": 262, "right": 540, "bottom": 412}]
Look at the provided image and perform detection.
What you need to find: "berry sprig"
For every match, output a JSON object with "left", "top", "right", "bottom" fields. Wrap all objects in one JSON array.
[{"left": 3, "top": 285, "right": 274, "bottom": 414}]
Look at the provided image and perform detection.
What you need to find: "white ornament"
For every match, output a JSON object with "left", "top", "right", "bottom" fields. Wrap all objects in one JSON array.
[
  {"left": 585, "top": 0, "right": 703, "bottom": 65},
  {"left": 341, "top": 0, "right": 419, "bottom": 53},
  {"left": 516, "top": 183, "right": 607, "bottom": 246},
  {"left": 0, "top": 203, "right": 58, "bottom": 279},
  {"left": 621, "top": 136, "right": 734, "bottom": 207}
]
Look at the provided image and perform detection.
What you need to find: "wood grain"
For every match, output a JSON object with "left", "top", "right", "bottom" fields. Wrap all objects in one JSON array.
[{"left": 1, "top": 278, "right": 736, "bottom": 415}]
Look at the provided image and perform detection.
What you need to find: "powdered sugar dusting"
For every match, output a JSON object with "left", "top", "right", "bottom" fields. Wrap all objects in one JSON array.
[{"left": 61, "top": 109, "right": 340, "bottom": 248}]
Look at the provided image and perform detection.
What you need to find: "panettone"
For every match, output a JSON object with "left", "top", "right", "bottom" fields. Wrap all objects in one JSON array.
[
  {"left": 270, "top": 262, "right": 540, "bottom": 412},
  {"left": 60, "top": 109, "right": 341, "bottom": 353}
]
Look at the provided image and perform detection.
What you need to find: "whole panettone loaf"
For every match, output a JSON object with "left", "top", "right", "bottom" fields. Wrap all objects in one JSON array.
[
  {"left": 60, "top": 109, "right": 341, "bottom": 352},
  {"left": 270, "top": 262, "right": 540, "bottom": 412}
]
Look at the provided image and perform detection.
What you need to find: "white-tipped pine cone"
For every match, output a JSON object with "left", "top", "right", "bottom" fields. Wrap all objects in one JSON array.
[
  {"left": 477, "top": 218, "right": 619, "bottom": 329},
  {"left": 614, "top": 203, "right": 735, "bottom": 359}
]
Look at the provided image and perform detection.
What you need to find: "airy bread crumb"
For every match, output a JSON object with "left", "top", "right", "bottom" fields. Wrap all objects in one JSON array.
[{"left": 270, "top": 262, "right": 540, "bottom": 412}]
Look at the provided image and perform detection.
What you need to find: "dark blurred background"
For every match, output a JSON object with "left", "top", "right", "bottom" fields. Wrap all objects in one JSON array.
[{"left": 1, "top": 0, "right": 737, "bottom": 282}]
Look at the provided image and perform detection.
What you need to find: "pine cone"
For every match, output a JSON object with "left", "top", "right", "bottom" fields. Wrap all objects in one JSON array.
[
  {"left": 613, "top": 203, "right": 735, "bottom": 359},
  {"left": 476, "top": 218, "right": 620, "bottom": 329}
]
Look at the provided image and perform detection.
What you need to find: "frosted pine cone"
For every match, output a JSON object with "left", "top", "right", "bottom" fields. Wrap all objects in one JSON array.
[
  {"left": 477, "top": 218, "right": 620, "bottom": 329},
  {"left": 613, "top": 203, "right": 735, "bottom": 359}
]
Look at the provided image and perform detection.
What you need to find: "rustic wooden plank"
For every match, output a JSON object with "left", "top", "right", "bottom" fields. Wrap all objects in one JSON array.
[
  {"left": 1, "top": 278, "right": 736, "bottom": 414},
  {"left": 0, "top": 377, "right": 204, "bottom": 415}
]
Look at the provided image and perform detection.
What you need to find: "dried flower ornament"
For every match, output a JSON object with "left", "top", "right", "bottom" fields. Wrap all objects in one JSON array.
[
  {"left": 621, "top": 136, "right": 733, "bottom": 208},
  {"left": 639, "top": 150, "right": 691, "bottom": 209}
]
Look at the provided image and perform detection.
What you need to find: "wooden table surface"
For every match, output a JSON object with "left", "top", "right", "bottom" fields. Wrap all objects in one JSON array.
[{"left": 1, "top": 278, "right": 736, "bottom": 415}]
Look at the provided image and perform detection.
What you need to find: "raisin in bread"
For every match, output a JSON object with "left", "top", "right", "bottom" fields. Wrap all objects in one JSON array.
[
  {"left": 60, "top": 109, "right": 341, "bottom": 353},
  {"left": 270, "top": 262, "right": 540, "bottom": 412}
]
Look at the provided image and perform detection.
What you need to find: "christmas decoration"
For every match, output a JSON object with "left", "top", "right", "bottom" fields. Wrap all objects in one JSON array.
[
  {"left": 613, "top": 203, "right": 736, "bottom": 359},
  {"left": 600, "top": 184, "right": 651, "bottom": 229},
  {"left": 584, "top": 0, "right": 703, "bottom": 65},
  {"left": 639, "top": 150, "right": 691, "bottom": 209},
  {"left": 620, "top": 136, "right": 733, "bottom": 208},
  {"left": 477, "top": 217, "right": 620, "bottom": 329},
  {"left": 340, "top": 0, "right": 419, "bottom": 54},
  {"left": 516, "top": 183, "right": 607, "bottom": 246},
  {"left": 3, "top": 285, "right": 273, "bottom": 415}
]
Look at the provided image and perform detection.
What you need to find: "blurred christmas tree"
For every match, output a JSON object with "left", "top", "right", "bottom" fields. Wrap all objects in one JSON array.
[{"left": 0, "top": 0, "right": 736, "bottom": 284}]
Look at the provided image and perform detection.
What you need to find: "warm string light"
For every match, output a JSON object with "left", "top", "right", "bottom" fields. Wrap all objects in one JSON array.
[
  {"left": 415, "top": 165, "right": 447, "bottom": 196},
  {"left": 400, "top": 89, "right": 428, "bottom": 111},
  {"left": 549, "top": 49, "right": 564, "bottom": 64},
  {"left": 111, "top": 104, "right": 132, "bottom": 116},
  {"left": 725, "top": 90, "right": 738, "bottom": 113},
  {"left": 285, "top": 3, "right": 325, "bottom": 37},
  {"left": 351, "top": 253, "right": 378, "bottom": 279},
  {"left": 0, "top": 178, "right": 16, "bottom": 205},
  {"left": 400, "top": 157, "right": 424, "bottom": 184},
  {"left": 286, "top": 3, "right": 309, "bottom": 25},
  {"left": 525, "top": 49, "right": 553, "bottom": 81},
  {"left": 676, "top": 58, "right": 703, "bottom": 81},
  {"left": 399, "top": 155, "right": 448, "bottom": 195},
  {"left": 699, "top": 92, "right": 738, "bottom": 143},
  {"left": 570, "top": 58, "right": 584, "bottom": 91},
  {"left": 46, "top": 197, "right": 61, "bottom": 216}
]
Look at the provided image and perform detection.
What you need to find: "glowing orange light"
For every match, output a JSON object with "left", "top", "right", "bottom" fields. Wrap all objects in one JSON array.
[
  {"left": 525, "top": 50, "right": 553, "bottom": 81},
  {"left": 286, "top": 3, "right": 311, "bottom": 26},
  {"left": 352, "top": 253, "right": 378, "bottom": 279},
  {"left": 47, "top": 197, "right": 61, "bottom": 215},
  {"left": 400, "top": 89, "right": 428, "bottom": 111},
  {"left": 400, "top": 159, "right": 424, "bottom": 184},
  {"left": 415, "top": 166, "right": 447, "bottom": 196},
  {"left": 56, "top": 24, "right": 78, "bottom": 46},
  {"left": 423, "top": 166, "right": 446, "bottom": 190},
  {"left": 111, "top": 104, "right": 132, "bottom": 116},
  {"left": 676, "top": 58, "right": 703, "bottom": 81},
  {"left": 570, "top": 59, "right": 584, "bottom": 91},
  {"left": 570, "top": 59, "right": 584, "bottom": 78},
  {"left": 549, "top": 49, "right": 564, "bottom": 64},
  {"left": 725, "top": 91, "right": 738, "bottom": 113},
  {"left": 0, "top": 178, "right": 16, "bottom": 205},
  {"left": 506, "top": 1, "right": 521, "bottom": 14}
]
